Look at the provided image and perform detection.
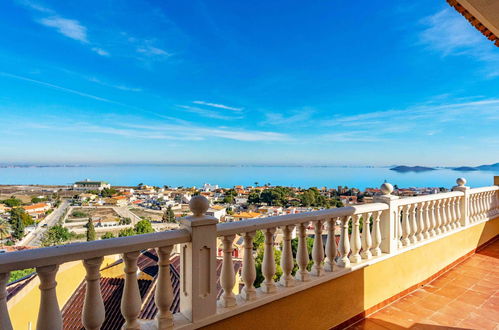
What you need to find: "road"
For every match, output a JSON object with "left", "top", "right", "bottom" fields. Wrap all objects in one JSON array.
[
  {"left": 19, "top": 200, "right": 70, "bottom": 246},
  {"left": 113, "top": 207, "right": 142, "bottom": 225}
]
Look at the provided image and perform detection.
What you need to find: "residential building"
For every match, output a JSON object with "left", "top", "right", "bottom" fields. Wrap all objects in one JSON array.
[{"left": 73, "top": 180, "right": 111, "bottom": 191}]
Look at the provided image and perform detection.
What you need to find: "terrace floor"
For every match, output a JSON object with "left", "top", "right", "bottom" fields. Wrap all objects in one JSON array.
[{"left": 348, "top": 238, "right": 499, "bottom": 330}]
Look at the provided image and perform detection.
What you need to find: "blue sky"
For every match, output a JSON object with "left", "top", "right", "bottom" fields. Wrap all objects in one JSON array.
[{"left": 0, "top": 0, "right": 498, "bottom": 166}]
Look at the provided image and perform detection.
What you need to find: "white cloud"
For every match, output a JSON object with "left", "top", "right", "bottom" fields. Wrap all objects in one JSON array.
[
  {"left": 91, "top": 47, "right": 110, "bottom": 56},
  {"left": 418, "top": 8, "right": 499, "bottom": 77},
  {"left": 136, "top": 45, "right": 170, "bottom": 57},
  {"left": 86, "top": 77, "right": 142, "bottom": 92},
  {"left": 261, "top": 111, "right": 312, "bottom": 126},
  {"left": 177, "top": 105, "right": 243, "bottom": 120},
  {"left": 17, "top": 0, "right": 54, "bottom": 14},
  {"left": 320, "top": 132, "right": 385, "bottom": 143},
  {"left": 39, "top": 16, "right": 88, "bottom": 43},
  {"left": 325, "top": 99, "right": 499, "bottom": 127},
  {"left": 23, "top": 119, "right": 290, "bottom": 143},
  {"left": 192, "top": 101, "right": 243, "bottom": 112}
]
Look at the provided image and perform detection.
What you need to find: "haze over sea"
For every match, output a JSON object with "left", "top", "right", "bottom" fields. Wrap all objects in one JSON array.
[{"left": 0, "top": 165, "right": 497, "bottom": 190}]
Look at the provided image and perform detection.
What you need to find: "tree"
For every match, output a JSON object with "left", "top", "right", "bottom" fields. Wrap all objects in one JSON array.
[
  {"left": 41, "top": 225, "right": 72, "bottom": 246},
  {"left": 9, "top": 268, "right": 35, "bottom": 283},
  {"left": 0, "top": 219, "right": 10, "bottom": 241},
  {"left": 9, "top": 208, "right": 34, "bottom": 227},
  {"left": 100, "top": 188, "right": 117, "bottom": 198},
  {"left": 31, "top": 197, "right": 46, "bottom": 203},
  {"left": 1, "top": 197, "right": 22, "bottom": 207},
  {"left": 119, "top": 217, "right": 132, "bottom": 225},
  {"left": 118, "top": 228, "right": 136, "bottom": 237},
  {"left": 101, "top": 232, "right": 115, "bottom": 240},
  {"left": 86, "top": 219, "right": 96, "bottom": 241},
  {"left": 134, "top": 219, "right": 154, "bottom": 235},
  {"left": 9, "top": 208, "right": 25, "bottom": 240},
  {"left": 248, "top": 192, "right": 261, "bottom": 205},
  {"left": 162, "top": 206, "right": 176, "bottom": 223}
]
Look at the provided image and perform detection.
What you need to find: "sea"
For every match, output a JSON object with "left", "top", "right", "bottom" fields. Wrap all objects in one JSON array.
[{"left": 0, "top": 165, "right": 497, "bottom": 190}]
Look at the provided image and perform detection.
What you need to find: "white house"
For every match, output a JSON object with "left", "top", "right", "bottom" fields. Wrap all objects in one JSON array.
[{"left": 73, "top": 179, "right": 111, "bottom": 191}]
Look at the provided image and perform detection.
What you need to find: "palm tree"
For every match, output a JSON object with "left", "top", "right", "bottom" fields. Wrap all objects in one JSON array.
[{"left": 0, "top": 219, "right": 10, "bottom": 242}]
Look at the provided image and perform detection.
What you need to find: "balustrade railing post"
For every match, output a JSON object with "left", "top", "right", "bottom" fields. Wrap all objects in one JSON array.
[
  {"left": 179, "top": 196, "right": 218, "bottom": 322},
  {"left": 219, "top": 234, "right": 236, "bottom": 307},
  {"left": 452, "top": 178, "right": 470, "bottom": 227},
  {"left": 82, "top": 257, "right": 105, "bottom": 330},
  {"left": 155, "top": 245, "right": 174, "bottom": 330},
  {"left": 261, "top": 228, "right": 277, "bottom": 293},
  {"left": 36, "top": 264, "right": 62, "bottom": 330},
  {"left": 279, "top": 225, "right": 296, "bottom": 286},
  {"left": 240, "top": 231, "right": 257, "bottom": 301},
  {"left": 374, "top": 182, "right": 399, "bottom": 254},
  {"left": 295, "top": 222, "right": 311, "bottom": 281}
]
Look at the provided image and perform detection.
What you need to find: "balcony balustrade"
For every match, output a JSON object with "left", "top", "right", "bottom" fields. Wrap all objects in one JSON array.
[{"left": 0, "top": 178, "right": 498, "bottom": 329}]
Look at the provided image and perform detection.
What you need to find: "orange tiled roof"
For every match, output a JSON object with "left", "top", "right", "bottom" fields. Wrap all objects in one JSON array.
[{"left": 22, "top": 203, "right": 49, "bottom": 210}]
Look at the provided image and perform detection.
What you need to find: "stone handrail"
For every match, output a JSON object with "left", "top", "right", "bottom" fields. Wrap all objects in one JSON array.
[
  {"left": 0, "top": 178, "right": 498, "bottom": 330},
  {"left": 216, "top": 203, "right": 388, "bottom": 237},
  {"left": 468, "top": 186, "right": 499, "bottom": 194},
  {"left": 393, "top": 191, "right": 464, "bottom": 206},
  {"left": 0, "top": 229, "right": 190, "bottom": 273}
]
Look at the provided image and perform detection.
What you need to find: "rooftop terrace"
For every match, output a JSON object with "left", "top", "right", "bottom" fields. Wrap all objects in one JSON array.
[
  {"left": 1, "top": 177, "right": 498, "bottom": 329},
  {"left": 349, "top": 238, "right": 499, "bottom": 329}
]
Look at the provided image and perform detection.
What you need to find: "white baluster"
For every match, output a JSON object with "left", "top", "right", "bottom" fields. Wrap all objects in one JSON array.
[
  {"left": 434, "top": 200, "right": 442, "bottom": 235},
  {"left": 409, "top": 204, "right": 417, "bottom": 244},
  {"left": 401, "top": 205, "right": 411, "bottom": 246},
  {"left": 440, "top": 199, "right": 448, "bottom": 233},
  {"left": 261, "top": 228, "right": 277, "bottom": 293},
  {"left": 450, "top": 197, "right": 458, "bottom": 229},
  {"left": 310, "top": 220, "right": 325, "bottom": 276},
  {"left": 295, "top": 222, "right": 311, "bottom": 281},
  {"left": 0, "top": 272, "right": 13, "bottom": 330},
  {"left": 486, "top": 192, "right": 492, "bottom": 218},
  {"left": 480, "top": 193, "right": 486, "bottom": 219},
  {"left": 478, "top": 193, "right": 484, "bottom": 220},
  {"left": 397, "top": 207, "right": 403, "bottom": 248},
  {"left": 455, "top": 197, "right": 462, "bottom": 228},
  {"left": 219, "top": 234, "right": 236, "bottom": 307},
  {"left": 445, "top": 198, "right": 453, "bottom": 231},
  {"left": 36, "top": 265, "right": 62, "bottom": 330},
  {"left": 121, "top": 251, "right": 141, "bottom": 330},
  {"left": 416, "top": 203, "right": 424, "bottom": 241},
  {"left": 470, "top": 194, "right": 476, "bottom": 222},
  {"left": 360, "top": 212, "right": 372, "bottom": 259},
  {"left": 371, "top": 211, "right": 382, "bottom": 256},
  {"left": 337, "top": 216, "right": 351, "bottom": 268},
  {"left": 349, "top": 214, "right": 361, "bottom": 263},
  {"left": 155, "top": 246, "right": 174, "bottom": 329},
  {"left": 428, "top": 200, "right": 436, "bottom": 237},
  {"left": 422, "top": 202, "right": 430, "bottom": 239},
  {"left": 279, "top": 225, "right": 295, "bottom": 286},
  {"left": 82, "top": 257, "right": 105, "bottom": 330},
  {"left": 325, "top": 218, "right": 337, "bottom": 271},
  {"left": 240, "top": 231, "right": 257, "bottom": 301}
]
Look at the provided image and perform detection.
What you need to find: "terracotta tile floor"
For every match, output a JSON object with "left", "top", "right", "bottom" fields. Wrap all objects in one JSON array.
[{"left": 348, "top": 238, "right": 499, "bottom": 330}]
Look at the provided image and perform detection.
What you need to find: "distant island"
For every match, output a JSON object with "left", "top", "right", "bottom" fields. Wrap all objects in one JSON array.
[
  {"left": 390, "top": 166, "right": 436, "bottom": 172},
  {"left": 452, "top": 163, "right": 499, "bottom": 171}
]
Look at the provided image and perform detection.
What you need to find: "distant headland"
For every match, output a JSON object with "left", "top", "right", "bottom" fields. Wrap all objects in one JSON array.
[
  {"left": 390, "top": 166, "right": 436, "bottom": 172},
  {"left": 452, "top": 163, "right": 499, "bottom": 171},
  {"left": 390, "top": 163, "right": 499, "bottom": 173}
]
